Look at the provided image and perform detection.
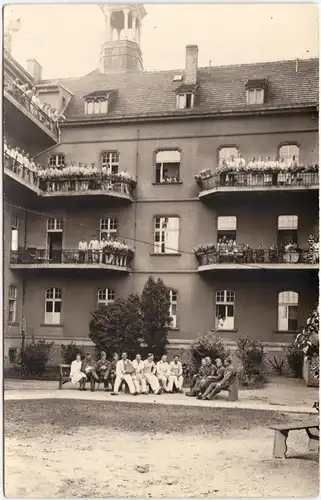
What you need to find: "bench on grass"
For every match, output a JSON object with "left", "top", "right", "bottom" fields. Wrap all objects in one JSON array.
[
  {"left": 59, "top": 364, "right": 71, "bottom": 389},
  {"left": 227, "top": 377, "right": 239, "bottom": 402},
  {"left": 270, "top": 420, "right": 319, "bottom": 458}
]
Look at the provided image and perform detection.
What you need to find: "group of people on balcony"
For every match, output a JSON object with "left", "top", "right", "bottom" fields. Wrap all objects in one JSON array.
[
  {"left": 78, "top": 236, "right": 132, "bottom": 266},
  {"left": 71, "top": 351, "right": 184, "bottom": 395},
  {"left": 7, "top": 77, "right": 65, "bottom": 127},
  {"left": 4, "top": 138, "right": 41, "bottom": 187},
  {"left": 219, "top": 153, "right": 301, "bottom": 171}
]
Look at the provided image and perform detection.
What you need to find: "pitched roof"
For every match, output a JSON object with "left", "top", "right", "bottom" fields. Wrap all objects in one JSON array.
[{"left": 41, "top": 58, "right": 318, "bottom": 121}]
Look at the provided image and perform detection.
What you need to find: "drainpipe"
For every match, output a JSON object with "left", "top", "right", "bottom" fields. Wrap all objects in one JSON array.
[{"left": 132, "top": 128, "right": 139, "bottom": 293}]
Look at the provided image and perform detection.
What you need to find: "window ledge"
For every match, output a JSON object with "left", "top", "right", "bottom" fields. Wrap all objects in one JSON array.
[
  {"left": 40, "top": 324, "right": 64, "bottom": 327},
  {"left": 273, "top": 330, "right": 300, "bottom": 334},
  {"left": 7, "top": 322, "right": 20, "bottom": 326},
  {"left": 152, "top": 182, "right": 183, "bottom": 186},
  {"left": 150, "top": 253, "right": 181, "bottom": 257},
  {"left": 217, "top": 329, "right": 238, "bottom": 333}
]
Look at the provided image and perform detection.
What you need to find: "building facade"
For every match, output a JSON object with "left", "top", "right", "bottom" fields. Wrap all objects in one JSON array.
[{"left": 4, "top": 4, "right": 319, "bottom": 363}]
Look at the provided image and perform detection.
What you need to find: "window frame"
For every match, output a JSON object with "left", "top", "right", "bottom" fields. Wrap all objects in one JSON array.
[
  {"left": 11, "top": 215, "right": 19, "bottom": 252},
  {"left": 48, "top": 154, "right": 65, "bottom": 168},
  {"left": 153, "top": 216, "right": 180, "bottom": 254},
  {"left": 155, "top": 148, "right": 181, "bottom": 184},
  {"left": 277, "top": 143, "right": 300, "bottom": 165},
  {"left": 85, "top": 99, "right": 108, "bottom": 116},
  {"left": 277, "top": 215, "right": 298, "bottom": 245},
  {"left": 217, "top": 145, "right": 240, "bottom": 165},
  {"left": 277, "top": 291, "right": 299, "bottom": 332},
  {"left": 101, "top": 151, "right": 119, "bottom": 174},
  {"left": 100, "top": 218, "right": 118, "bottom": 240},
  {"left": 246, "top": 88, "right": 264, "bottom": 105},
  {"left": 217, "top": 216, "right": 237, "bottom": 242},
  {"left": 215, "top": 289, "right": 235, "bottom": 331},
  {"left": 8, "top": 284, "right": 18, "bottom": 323},
  {"left": 44, "top": 287, "right": 62, "bottom": 325},
  {"left": 47, "top": 218, "right": 64, "bottom": 232},
  {"left": 176, "top": 92, "right": 194, "bottom": 109},
  {"left": 169, "top": 289, "right": 178, "bottom": 329},
  {"left": 97, "top": 288, "right": 115, "bottom": 307}
]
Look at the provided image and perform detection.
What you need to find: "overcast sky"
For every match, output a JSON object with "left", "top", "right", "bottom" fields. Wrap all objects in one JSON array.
[{"left": 4, "top": 3, "right": 319, "bottom": 80}]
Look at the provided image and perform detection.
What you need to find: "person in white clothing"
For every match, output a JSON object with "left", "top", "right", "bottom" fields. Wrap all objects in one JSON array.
[
  {"left": 111, "top": 352, "right": 136, "bottom": 395},
  {"left": 143, "top": 353, "right": 160, "bottom": 394},
  {"left": 167, "top": 355, "right": 184, "bottom": 393},
  {"left": 156, "top": 354, "right": 170, "bottom": 393},
  {"left": 78, "top": 238, "right": 88, "bottom": 263},
  {"left": 89, "top": 235, "right": 100, "bottom": 263},
  {"left": 132, "top": 354, "right": 147, "bottom": 394},
  {"left": 70, "top": 353, "right": 87, "bottom": 391}
]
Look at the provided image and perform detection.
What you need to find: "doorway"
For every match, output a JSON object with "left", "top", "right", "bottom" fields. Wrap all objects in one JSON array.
[{"left": 47, "top": 232, "right": 63, "bottom": 263}]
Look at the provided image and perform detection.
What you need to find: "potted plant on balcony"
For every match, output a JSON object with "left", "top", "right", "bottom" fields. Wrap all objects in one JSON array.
[
  {"left": 193, "top": 243, "right": 217, "bottom": 265},
  {"left": 194, "top": 168, "right": 213, "bottom": 187}
]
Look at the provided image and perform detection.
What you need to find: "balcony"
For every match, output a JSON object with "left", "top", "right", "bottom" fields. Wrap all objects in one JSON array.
[
  {"left": 10, "top": 247, "right": 134, "bottom": 272},
  {"left": 39, "top": 171, "right": 136, "bottom": 201},
  {"left": 4, "top": 75, "right": 58, "bottom": 144},
  {"left": 195, "top": 167, "right": 319, "bottom": 200},
  {"left": 194, "top": 244, "right": 319, "bottom": 271},
  {"left": 4, "top": 153, "right": 42, "bottom": 195}
]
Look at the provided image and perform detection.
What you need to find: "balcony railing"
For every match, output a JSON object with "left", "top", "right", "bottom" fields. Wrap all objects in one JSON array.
[
  {"left": 4, "top": 153, "right": 40, "bottom": 190},
  {"left": 194, "top": 246, "right": 319, "bottom": 267},
  {"left": 10, "top": 247, "right": 134, "bottom": 269},
  {"left": 195, "top": 171, "right": 319, "bottom": 193},
  {"left": 39, "top": 175, "right": 135, "bottom": 197},
  {"left": 4, "top": 75, "right": 59, "bottom": 137}
]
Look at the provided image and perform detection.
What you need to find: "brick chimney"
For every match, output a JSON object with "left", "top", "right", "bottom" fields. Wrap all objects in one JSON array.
[
  {"left": 27, "top": 59, "right": 42, "bottom": 84},
  {"left": 185, "top": 45, "right": 198, "bottom": 85}
]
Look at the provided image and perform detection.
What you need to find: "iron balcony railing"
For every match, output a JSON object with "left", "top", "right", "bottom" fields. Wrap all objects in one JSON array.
[
  {"left": 40, "top": 176, "right": 135, "bottom": 196},
  {"left": 4, "top": 75, "right": 59, "bottom": 137},
  {"left": 11, "top": 248, "right": 134, "bottom": 269},
  {"left": 194, "top": 247, "right": 318, "bottom": 267},
  {"left": 4, "top": 153, "right": 40, "bottom": 188},
  {"left": 196, "top": 171, "right": 319, "bottom": 192}
]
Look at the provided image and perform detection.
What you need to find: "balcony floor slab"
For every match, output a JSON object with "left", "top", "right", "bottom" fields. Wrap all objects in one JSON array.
[
  {"left": 10, "top": 263, "right": 130, "bottom": 272},
  {"left": 198, "top": 263, "right": 319, "bottom": 271},
  {"left": 199, "top": 185, "right": 319, "bottom": 199}
]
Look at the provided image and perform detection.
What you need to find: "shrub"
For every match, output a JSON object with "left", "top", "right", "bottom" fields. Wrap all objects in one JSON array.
[
  {"left": 283, "top": 343, "right": 303, "bottom": 378},
  {"left": 21, "top": 340, "right": 54, "bottom": 376},
  {"left": 61, "top": 342, "right": 85, "bottom": 365},
  {"left": 189, "top": 330, "right": 228, "bottom": 367},
  {"left": 295, "top": 304, "right": 319, "bottom": 381},
  {"left": 266, "top": 354, "right": 285, "bottom": 375},
  {"left": 236, "top": 336, "right": 265, "bottom": 387}
]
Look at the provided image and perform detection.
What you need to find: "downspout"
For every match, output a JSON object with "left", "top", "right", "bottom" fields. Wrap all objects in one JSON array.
[
  {"left": 20, "top": 209, "right": 28, "bottom": 370},
  {"left": 132, "top": 128, "right": 139, "bottom": 293}
]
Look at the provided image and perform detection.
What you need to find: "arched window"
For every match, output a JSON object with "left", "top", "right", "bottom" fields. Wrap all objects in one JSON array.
[
  {"left": 278, "top": 215, "right": 298, "bottom": 246},
  {"left": 8, "top": 285, "right": 17, "bottom": 323},
  {"left": 218, "top": 146, "right": 239, "bottom": 165},
  {"left": 155, "top": 150, "right": 181, "bottom": 183},
  {"left": 169, "top": 289, "right": 178, "bottom": 328},
  {"left": 278, "top": 144, "right": 300, "bottom": 166},
  {"left": 215, "top": 290, "right": 235, "bottom": 330},
  {"left": 45, "top": 287, "right": 62, "bottom": 325},
  {"left": 278, "top": 291, "right": 299, "bottom": 331},
  {"left": 217, "top": 216, "right": 237, "bottom": 243},
  {"left": 97, "top": 288, "right": 115, "bottom": 307}
]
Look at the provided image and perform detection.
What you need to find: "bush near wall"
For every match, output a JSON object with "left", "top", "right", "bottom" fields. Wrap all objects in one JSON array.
[{"left": 61, "top": 342, "right": 85, "bottom": 365}]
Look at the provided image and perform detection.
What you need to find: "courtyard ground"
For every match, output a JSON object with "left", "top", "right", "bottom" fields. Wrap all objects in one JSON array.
[{"left": 4, "top": 390, "right": 319, "bottom": 497}]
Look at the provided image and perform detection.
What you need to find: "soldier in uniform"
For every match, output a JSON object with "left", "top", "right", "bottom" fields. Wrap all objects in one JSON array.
[
  {"left": 203, "top": 357, "right": 237, "bottom": 400},
  {"left": 186, "top": 357, "right": 213, "bottom": 397},
  {"left": 199, "top": 358, "right": 225, "bottom": 400},
  {"left": 91, "top": 351, "right": 111, "bottom": 392}
]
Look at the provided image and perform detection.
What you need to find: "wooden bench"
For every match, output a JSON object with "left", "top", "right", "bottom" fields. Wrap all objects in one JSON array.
[
  {"left": 270, "top": 420, "right": 319, "bottom": 458},
  {"left": 58, "top": 364, "right": 71, "bottom": 389}
]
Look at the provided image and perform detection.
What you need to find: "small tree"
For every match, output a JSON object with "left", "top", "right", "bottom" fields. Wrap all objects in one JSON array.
[
  {"left": 236, "top": 336, "right": 265, "bottom": 387},
  {"left": 295, "top": 305, "right": 319, "bottom": 381},
  {"left": 190, "top": 330, "right": 228, "bottom": 366},
  {"left": 21, "top": 339, "right": 54, "bottom": 376},
  {"left": 89, "top": 294, "right": 143, "bottom": 358},
  {"left": 61, "top": 342, "right": 85, "bottom": 365},
  {"left": 140, "top": 277, "right": 171, "bottom": 359}
]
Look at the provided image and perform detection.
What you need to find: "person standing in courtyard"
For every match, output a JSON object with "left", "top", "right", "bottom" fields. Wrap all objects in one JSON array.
[
  {"left": 111, "top": 352, "right": 136, "bottom": 395},
  {"left": 70, "top": 353, "right": 87, "bottom": 391},
  {"left": 156, "top": 354, "right": 170, "bottom": 393},
  {"left": 132, "top": 354, "right": 147, "bottom": 394},
  {"left": 167, "top": 355, "right": 184, "bottom": 393},
  {"left": 143, "top": 353, "right": 160, "bottom": 394}
]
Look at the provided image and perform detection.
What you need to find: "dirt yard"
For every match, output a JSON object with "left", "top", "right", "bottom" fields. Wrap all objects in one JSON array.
[{"left": 5, "top": 400, "right": 319, "bottom": 498}]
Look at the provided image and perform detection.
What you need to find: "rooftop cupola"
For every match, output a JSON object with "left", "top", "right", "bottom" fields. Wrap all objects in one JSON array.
[{"left": 99, "top": 4, "right": 146, "bottom": 73}]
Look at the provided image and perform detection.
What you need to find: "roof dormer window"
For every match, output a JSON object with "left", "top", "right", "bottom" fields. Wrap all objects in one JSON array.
[
  {"left": 83, "top": 89, "right": 117, "bottom": 116},
  {"left": 175, "top": 83, "right": 197, "bottom": 110},
  {"left": 245, "top": 78, "right": 267, "bottom": 105}
]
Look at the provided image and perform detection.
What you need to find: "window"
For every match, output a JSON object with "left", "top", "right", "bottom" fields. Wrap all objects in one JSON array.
[
  {"left": 100, "top": 218, "right": 118, "bottom": 240},
  {"left": 85, "top": 99, "right": 108, "bottom": 115},
  {"left": 278, "top": 144, "right": 300, "bottom": 166},
  {"left": 8, "top": 348, "right": 19, "bottom": 364},
  {"left": 8, "top": 285, "right": 17, "bottom": 323},
  {"left": 217, "top": 216, "right": 237, "bottom": 242},
  {"left": 169, "top": 289, "right": 178, "bottom": 328},
  {"left": 246, "top": 88, "right": 264, "bottom": 105},
  {"left": 11, "top": 215, "right": 19, "bottom": 251},
  {"left": 49, "top": 154, "right": 65, "bottom": 168},
  {"left": 155, "top": 150, "right": 180, "bottom": 183},
  {"left": 278, "top": 291, "right": 299, "bottom": 331},
  {"left": 177, "top": 92, "right": 194, "bottom": 109},
  {"left": 218, "top": 146, "right": 239, "bottom": 165},
  {"left": 47, "top": 218, "right": 64, "bottom": 231},
  {"left": 97, "top": 288, "right": 115, "bottom": 307},
  {"left": 101, "top": 151, "right": 119, "bottom": 174},
  {"left": 278, "top": 215, "right": 298, "bottom": 246},
  {"left": 215, "top": 290, "right": 235, "bottom": 330},
  {"left": 45, "top": 287, "right": 62, "bottom": 325},
  {"left": 154, "top": 217, "right": 179, "bottom": 254}
]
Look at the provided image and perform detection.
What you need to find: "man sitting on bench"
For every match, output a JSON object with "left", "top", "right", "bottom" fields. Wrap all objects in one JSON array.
[
  {"left": 199, "top": 358, "right": 225, "bottom": 400},
  {"left": 202, "top": 356, "right": 237, "bottom": 400},
  {"left": 111, "top": 352, "right": 136, "bottom": 395},
  {"left": 81, "top": 352, "right": 95, "bottom": 390},
  {"left": 91, "top": 351, "right": 111, "bottom": 392}
]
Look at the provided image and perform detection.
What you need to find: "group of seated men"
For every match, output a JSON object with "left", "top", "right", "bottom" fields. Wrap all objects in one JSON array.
[
  {"left": 71, "top": 351, "right": 184, "bottom": 395},
  {"left": 186, "top": 356, "right": 237, "bottom": 400}
]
